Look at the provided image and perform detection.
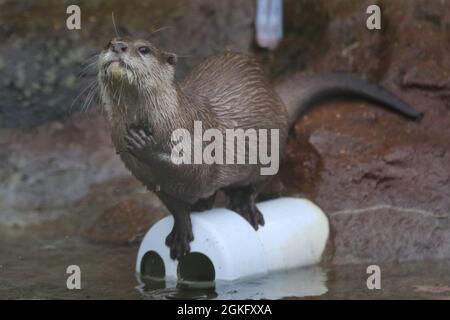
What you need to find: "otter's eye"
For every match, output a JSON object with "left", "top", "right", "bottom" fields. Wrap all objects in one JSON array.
[{"left": 138, "top": 46, "right": 150, "bottom": 55}]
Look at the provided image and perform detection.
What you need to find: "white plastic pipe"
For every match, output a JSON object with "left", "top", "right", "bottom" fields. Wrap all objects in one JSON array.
[
  {"left": 256, "top": 0, "right": 283, "bottom": 49},
  {"left": 136, "top": 197, "right": 329, "bottom": 282}
]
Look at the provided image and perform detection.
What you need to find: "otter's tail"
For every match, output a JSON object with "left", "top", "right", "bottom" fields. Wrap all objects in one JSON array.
[{"left": 275, "top": 73, "right": 422, "bottom": 127}]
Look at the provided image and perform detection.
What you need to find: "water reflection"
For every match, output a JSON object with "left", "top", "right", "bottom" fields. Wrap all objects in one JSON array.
[
  {"left": 1, "top": 237, "right": 449, "bottom": 299},
  {"left": 136, "top": 265, "right": 328, "bottom": 300}
]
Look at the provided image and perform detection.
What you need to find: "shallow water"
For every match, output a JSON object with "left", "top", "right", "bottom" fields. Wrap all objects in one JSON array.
[{"left": 0, "top": 237, "right": 449, "bottom": 299}]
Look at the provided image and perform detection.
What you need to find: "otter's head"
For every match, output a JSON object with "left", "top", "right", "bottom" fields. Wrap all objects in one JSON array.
[{"left": 98, "top": 38, "right": 177, "bottom": 94}]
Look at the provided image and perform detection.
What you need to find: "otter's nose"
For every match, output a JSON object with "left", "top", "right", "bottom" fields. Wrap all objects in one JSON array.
[{"left": 110, "top": 42, "right": 128, "bottom": 53}]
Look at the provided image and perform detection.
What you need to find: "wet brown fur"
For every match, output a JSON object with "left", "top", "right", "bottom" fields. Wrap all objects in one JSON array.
[{"left": 98, "top": 38, "right": 420, "bottom": 259}]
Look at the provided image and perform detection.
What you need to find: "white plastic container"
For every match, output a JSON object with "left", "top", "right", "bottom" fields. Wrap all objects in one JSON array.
[
  {"left": 255, "top": 0, "right": 284, "bottom": 49},
  {"left": 136, "top": 197, "right": 329, "bottom": 282}
]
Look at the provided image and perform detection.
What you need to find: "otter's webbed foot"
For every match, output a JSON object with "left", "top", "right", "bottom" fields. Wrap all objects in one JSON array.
[
  {"left": 235, "top": 201, "right": 265, "bottom": 230},
  {"left": 124, "top": 124, "right": 156, "bottom": 161},
  {"left": 165, "top": 215, "right": 194, "bottom": 260},
  {"left": 225, "top": 185, "right": 265, "bottom": 230}
]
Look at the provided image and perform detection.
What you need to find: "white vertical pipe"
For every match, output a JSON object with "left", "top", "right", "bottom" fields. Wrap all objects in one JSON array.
[{"left": 256, "top": 0, "right": 284, "bottom": 49}]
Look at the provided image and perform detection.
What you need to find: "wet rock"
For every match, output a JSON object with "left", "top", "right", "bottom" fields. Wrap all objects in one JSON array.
[
  {"left": 0, "top": 112, "right": 128, "bottom": 227},
  {"left": 401, "top": 65, "right": 449, "bottom": 90},
  {"left": 331, "top": 205, "right": 450, "bottom": 264},
  {"left": 157, "top": 0, "right": 255, "bottom": 77},
  {"left": 83, "top": 197, "right": 166, "bottom": 244},
  {"left": 283, "top": 94, "right": 450, "bottom": 264},
  {"left": 0, "top": 0, "right": 255, "bottom": 128},
  {"left": 77, "top": 177, "right": 168, "bottom": 244},
  {"left": 255, "top": 0, "right": 329, "bottom": 77},
  {"left": 414, "top": 285, "right": 450, "bottom": 294},
  {"left": 274, "top": 0, "right": 450, "bottom": 264}
]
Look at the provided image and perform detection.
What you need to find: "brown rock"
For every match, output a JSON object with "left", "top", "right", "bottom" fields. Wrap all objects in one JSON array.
[
  {"left": 283, "top": 94, "right": 450, "bottom": 264},
  {"left": 84, "top": 198, "right": 166, "bottom": 244},
  {"left": 402, "top": 65, "right": 449, "bottom": 90},
  {"left": 0, "top": 112, "right": 128, "bottom": 227},
  {"left": 274, "top": 0, "right": 450, "bottom": 264}
]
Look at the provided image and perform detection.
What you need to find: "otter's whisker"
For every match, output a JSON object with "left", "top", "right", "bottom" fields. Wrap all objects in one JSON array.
[
  {"left": 81, "top": 82, "right": 99, "bottom": 113},
  {"left": 150, "top": 25, "right": 172, "bottom": 35},
  {"left": 70, "top": 79, "right": 97, "bottom": 113},
  {"left": 78, "top": 60, "right": 99, "bottom": 78},
  {"left": 81, "top": 54, "right": 100, "bottom": 64},
  {"left": 112, "top": 12, "right": 120, "bottom": 38}
]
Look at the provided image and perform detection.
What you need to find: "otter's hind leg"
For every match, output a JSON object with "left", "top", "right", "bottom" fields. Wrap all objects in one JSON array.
[
  {"left": 158, "top": 193, "right": 194, "bottom": 260},
  {"left": 224, "top": 184, "right": 265, "bottom": 230},
  {"left": 191, "top": 193, "right": 217, "bottom": 212}
]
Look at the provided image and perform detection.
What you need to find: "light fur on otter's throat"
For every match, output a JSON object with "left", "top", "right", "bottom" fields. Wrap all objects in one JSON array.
[{"left": 100, "top": 66, "right": 180, "bottom": 133}]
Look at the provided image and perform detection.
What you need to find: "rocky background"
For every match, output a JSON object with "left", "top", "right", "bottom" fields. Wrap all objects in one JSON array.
[{"left": 0, "top": 0, "right": 449, "bottom": 265}]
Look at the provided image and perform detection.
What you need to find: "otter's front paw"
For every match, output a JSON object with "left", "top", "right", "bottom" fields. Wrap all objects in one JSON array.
[{"left": 124, "top": 125, "right": 155, "bottom": 157}]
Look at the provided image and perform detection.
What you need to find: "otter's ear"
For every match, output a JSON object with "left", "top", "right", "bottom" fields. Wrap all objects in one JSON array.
[{"left": 163, "top": 52, "right": 177, "bottom": 66}]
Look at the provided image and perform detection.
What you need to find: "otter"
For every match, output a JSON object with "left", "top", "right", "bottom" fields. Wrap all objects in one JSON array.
[{"left": 97, "top": 38, "right": 421, "bottom": 260}]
